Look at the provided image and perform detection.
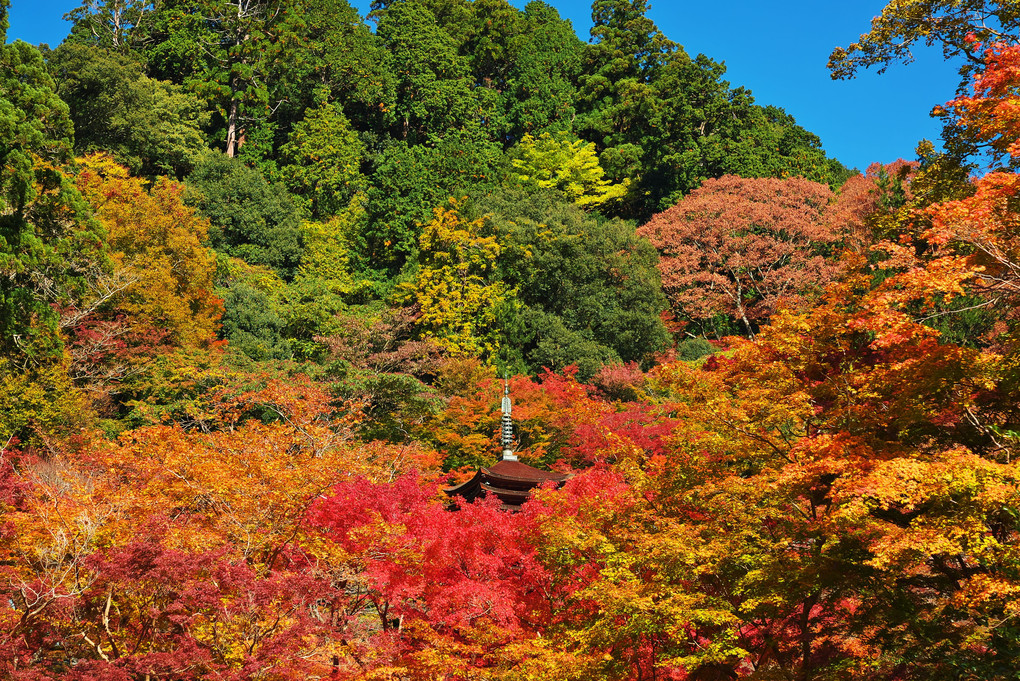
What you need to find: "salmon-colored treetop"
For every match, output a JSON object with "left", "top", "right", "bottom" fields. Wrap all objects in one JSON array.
[{"left": 637, "top": 175, "right": 838, "bottom": 337}]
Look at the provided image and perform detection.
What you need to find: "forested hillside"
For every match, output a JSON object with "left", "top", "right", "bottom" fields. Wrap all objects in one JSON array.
[{"left": 2, "top": 0, "right": 1020, "bottom": 678}]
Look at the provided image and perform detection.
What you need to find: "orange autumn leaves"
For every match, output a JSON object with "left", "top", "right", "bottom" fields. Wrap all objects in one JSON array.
[
  {"left": 0, "top": 379, "right": 442, "bottom": 680},
  {"left": 2, "top": 247, "right": 1019, "bottom": 681},
  {"left": 580, "top": 271, "right": 1015, "bottom": 677},
  {"left": 7, "top": 37, "right": 1020, "bottom": 681},
  {"left": 57, "top": 155, "right": 224, "bottom": 413},
  {"left": 637, "top": 173, "right": 899, "bottom": 339},
  {"left": 73, "top": 154, "right": 221, "bottom": 349},
  {"left": 945, "top": 36, "right": 1020, "bottom": 164}
]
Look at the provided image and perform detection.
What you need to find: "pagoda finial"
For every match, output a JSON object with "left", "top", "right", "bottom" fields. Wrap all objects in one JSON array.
[{"left": 500, "top": 376, "right": 517, "bottom": 461}]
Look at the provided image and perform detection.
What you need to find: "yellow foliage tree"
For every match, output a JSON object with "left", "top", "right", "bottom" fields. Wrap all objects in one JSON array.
[
  {"left": 298, "top": 192, "right": 374, "bottom": 299},
  {"left": 74, "top": 154, "right": 222, "bottom": 348},
  {"left": 399, "top": 199, "right": 508, "bottom": 359},
  {"left": 511, "top": 132, "right": 629, "bottom": 208}
]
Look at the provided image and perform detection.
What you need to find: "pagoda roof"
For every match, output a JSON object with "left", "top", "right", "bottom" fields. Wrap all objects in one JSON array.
[{"left": 445, "top": 459, "right": 569, "bottom": 511}]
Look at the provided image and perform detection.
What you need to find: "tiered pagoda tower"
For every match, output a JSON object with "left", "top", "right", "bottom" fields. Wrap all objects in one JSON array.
[{"left": 445, "top": 380, "right": 568, "bottom": 510}]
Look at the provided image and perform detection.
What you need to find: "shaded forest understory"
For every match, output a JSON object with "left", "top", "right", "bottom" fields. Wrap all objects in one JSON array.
[{"left": 4, "top": 0, "right": 1020, "bottom": 679}]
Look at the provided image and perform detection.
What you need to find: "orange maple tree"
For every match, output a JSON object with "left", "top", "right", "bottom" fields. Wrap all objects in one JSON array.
[{"left": 638, "top": 176, "right": 839, "bottom": 338}]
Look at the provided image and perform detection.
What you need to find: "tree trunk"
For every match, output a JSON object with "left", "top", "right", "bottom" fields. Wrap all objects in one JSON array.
[
  {"left": 732, "top": 279, "right": 755, "bottom": 340},
  {"left": 226, "top": 82, "right": 240, "bottom": 158}
]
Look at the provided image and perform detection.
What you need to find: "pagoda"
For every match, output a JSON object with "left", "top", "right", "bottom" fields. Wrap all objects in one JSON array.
[{"left": 445, "top": 381, "right": 568, "bottom": 510}]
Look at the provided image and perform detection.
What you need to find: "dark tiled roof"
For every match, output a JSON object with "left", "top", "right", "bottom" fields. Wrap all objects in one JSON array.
[
  {"left": 485, "top": 459, "right": 569, "bottom": 483},
  {"left": 445, "top": 459, "right": 569, "bottom": 510}
]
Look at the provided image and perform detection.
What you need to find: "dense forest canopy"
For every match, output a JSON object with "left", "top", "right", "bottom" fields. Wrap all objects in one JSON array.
[
  {"left": 3, "top": 0, "right": 1020, "bottom": 679},
  {"left": 15, "top": 0, "right": 857, "bottom": 377}
]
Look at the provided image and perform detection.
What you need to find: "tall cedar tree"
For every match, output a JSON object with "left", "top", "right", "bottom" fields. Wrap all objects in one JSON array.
[{"left": 0, "top": 17, "right": 104, "bottom": 360}]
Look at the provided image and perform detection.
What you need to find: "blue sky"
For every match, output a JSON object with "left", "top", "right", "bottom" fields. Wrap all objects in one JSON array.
[{"left": 7, "top": 0, "right": 964, "bottom": 172}]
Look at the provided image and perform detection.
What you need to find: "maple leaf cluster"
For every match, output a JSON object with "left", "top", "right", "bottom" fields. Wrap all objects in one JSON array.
[{"left": 6, "top": 4, "right": 1020, "bottom": 680}]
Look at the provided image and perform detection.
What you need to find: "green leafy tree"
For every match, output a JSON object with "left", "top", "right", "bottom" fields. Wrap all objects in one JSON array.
[
  {"left": 476, "top": 189, "right": 670, "bottom": 377},
  {"left": 274, "top": 275, "right": 346, "bottom": 361},
  {"left": 577, "top": 1, "right": 849, "bottom": 217},
  {"left": 510, "top": 308, "right": 623, "bottom": 380},
  {"left": 135, "top": 0, "right": 306, "bottom": 158},
  {"left": 420, "top": 0, "right": 582, "bottom": 144},
  {"left": 0, "top": 358, "right": 93, "bottom": 443},
  {"left": 185, "top": 152, "right": 303, "bottom": 279},
  {"left": 676, "top": 336, "right": 714, "bottom": 361},
  {"left": 270, "top": 195, "right": 378, "bottom": 361},
  {"left": 215, "top": 243, "right": 354, "bottom": 363},
  {"left": 390, "top": 0, "right": 581, "bottom": 144},
  {"left": 297, "top": 195, "right": 375, "bottom": 300},
  {"left": 0, "top": 15, "right": 105, "bottom": 442},
  {"left": 638, "top": 50, "right": 753, "bottom": 208},
  {"left": 280, "top": 102, "right": 366, "bottom": 219},
  {"left": 48, "top": 44, "right": 209, "bottom": 178},
  {"left": 364, "top": 133, "right": 505, "bottom": 270},
  {"left": 645, "top": 56, "right": 850, "bottom": 210},
  {"left": 500, "top": 1, "right": 583, "bottom": 139},
  {"left": 578, "top": 0, "right": 676, "bottom": 132},
  {"left": 576, "top": 0, "right": 675, "bottom": 209},
  {"left": 63, "top": 0, "right": 154, "bottom": 50},
  {"left": 370, "top": 0, "right": 474, "bottom": 48},
  {"left": 458, "top": 0, "right": 524, "bottom": 86},
  {"left": 376, "top": 0, "right": 477, "bottom": 144},
  {"left": 66, "top": 0, "right": 392, "bottom": 170},
  {"left": 707, "top": 105, "right": 856, "bottom": 191},
  {"left": 748, "top": 105, "right": 856, "bottom": 184},
  {"left": 289, "top": 0, "right": 395, "bottom": 134},
  {"left": 215, "top": 258, "right": 292, "bottom": 361},
  {"left": 234, "top": 0, "right": 393, "bottom": 175},
  {"left": 0, "top": 31, "right": 103, "bottom": 360}
]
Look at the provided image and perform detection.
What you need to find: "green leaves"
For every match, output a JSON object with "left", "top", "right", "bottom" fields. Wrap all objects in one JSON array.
[
  {"left": 0, "top": 39, "right": 103, "bottom": 360},
  {"left": 185, "top": 151, "right": 303, "bottom": 279},
  {"left": 280, "top": 102, "right": 366, "bottom": 219},
  {"left": 575, "top": 2, "right": 849, "bottom": 220},
  {"left": 827, "top": 0, "right": 1020, "bottom": 80},
  {"left": 49, "top": 44, "right": 209, "bottom": 178},
  {"left": 377, "top": 0, "right": 476, "bottom": 144},
  {"left": 477, "top": 189, "right": 670, "bottom": 376},
  {"left": 364, "top": 134, "right": 505, "bottom": 270}
]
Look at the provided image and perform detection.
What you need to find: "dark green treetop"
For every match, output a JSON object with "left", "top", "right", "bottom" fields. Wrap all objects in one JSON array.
[
  {"left": 185, "top": 152, "right": 303, "bottom": 279},
  {"left": 0, "top": 31, "right": 105, "bottom": 360},
  {"left": 48, "top": 44, "right": 209, "bottom": 178},
  {"left": 280, "top": 102, "right": 367, "bottom": 220},
  {"left": 474, "top": 188, "right": 671, "bottom": 378}
]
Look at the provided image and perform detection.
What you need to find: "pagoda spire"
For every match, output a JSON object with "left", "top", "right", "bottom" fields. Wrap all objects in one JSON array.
[
  {"left": 500, "top": 378, "right": 517, "bottom": 461},
  {"left": 445, "top": 376, "right": 569, "bottom": 510}
]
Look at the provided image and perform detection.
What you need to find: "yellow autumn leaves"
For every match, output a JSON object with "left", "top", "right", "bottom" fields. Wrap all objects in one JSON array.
[{"left": 398, "top": 199, "right": 509, "bottom": 359}]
